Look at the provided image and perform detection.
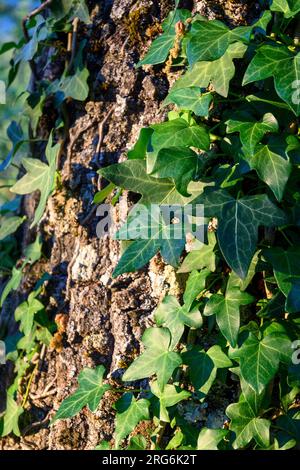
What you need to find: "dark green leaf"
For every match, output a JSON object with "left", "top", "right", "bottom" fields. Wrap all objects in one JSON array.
[
  {"left": 53, "top": 366, "right": 110, "bottom": 421},
  {"left": 198, "top": 188, "right": 287, "bottom": 278},
  {"left": 122, "top": 328, "right": 182, "bottom": 391}
]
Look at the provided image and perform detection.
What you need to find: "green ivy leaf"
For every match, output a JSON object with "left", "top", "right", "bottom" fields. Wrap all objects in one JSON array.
[
  {"left": 155, "top": 295, "right": 202, "bottom": 349},
  {"left": 148, "top": 118, "right": 210, "bottom": 172},
  {"left": 197, "top": 188, "right": 287, "bottom": 278},
  {"left": 187, "top": 20, "right": 251, "bottom": 64},
  {"left": 204, "top": 275, "right": 254, "bottom": 347},
  {"left": 226, "top": 113, "right": 278, "bottom": 155},
  {"left": 164, "top": 89, "right": 213, "bottom": 117},
  {"left": 0, "top": 216, "right": 25, "bottom": 241},
  {"left": 171, "top": 42, "right": 247, "bottom": 97},
  {"left": 137, "top": 9, "right": 191, "bottom": 66},
  {"left": 127, "top": 435, "right": 148, "bottom": 450},
  {"left": 58, "top": 68, "right": 90, "bottom": 101},
  {"left": 15, "top": 292, "right": 44, "bottom": 336},
  {"left": 51, "top": 0, "right": 90, "bottom": 23},
  {"left": 150, "top": 381, "right": 190, "bottom": 422},
  {"left": 122, "top": 328, "right": 182, "bottom": 391},
  {"left": 264, "top": 246, "right": 300, "bottom": 313},
  {"left": 0, "top": 267, "right": 23, "bottom": 307},
  {"left": 114, "top": 393, "right": 150, "bottom": 449},
  {"left": 248, "top": 144, "right": 291, "bottom": 201},
  {"left": 182, "top": 345, "right": 231, "bottom": 400},
  {"left": 100, "top": 160, "right": 206, "bottom": 276},
  {"left": 226, "top": 399, "right": 270, "bottom": 449},
  {"left": 24, "top": 235, "right": 42, "bottom": 264},
  {"left": 53, "top": 366, "right": 110, "bottom": 422},
  {"left": 243, "top": 45, "right": 300, "bottom": 116},
  {"left": 0, "top": 121, "right": 24, "bottom": 172},
  {"left": 127, "top": 128, "right": 153, "bottom": 159},
  {"left": 270, "top": 0, "right": 300, "bottom": 18},
  {"left": 237, "top": 332, "right": 292, "bottom": 393},
  {"left": 178, "top": 232, "right": 217, "bottom": 273},
  {"left": 1, "top": 395, "right": 23, "bottom": 437},
  {"left": 10, "top": 135, "right": 60, "bottom": 227},
  {"left": 183, "top": 269, "right": 209, "bottom": 310},
  {"left": 150, "top": 147, "right": 201, "bottom": 197},
  {"left": 197, "top": 428, "right": 229, "bottom": 450}
]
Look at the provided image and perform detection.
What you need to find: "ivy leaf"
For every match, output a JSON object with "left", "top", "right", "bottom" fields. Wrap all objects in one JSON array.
[
  {"left": 204, "top": 276, "right": 254, "bottom": 347},
  {"left": 14, "top": 18, "right": 48, "bottom": 64},
  {"left": 138, "top": 34, "right": 175, "bottom": 67},
  {"left": 51, "top": 0, "right": 91, "bottom": 23},
  {"left": 53, "top": 366, "right": 110, "bottom": 422},
  {"left": 248, "top": 144, "right": 292, "bottom": 201},
  {"left": 113, "top": 213, "right": 186, "bottom": 275},
  {"left": 182, "top": 345, "right": 231, "bottom": 400},
  {"left": 114, "top": 393, "right": 150, "bottom": 449},
  {"left": 226, "top": 399, "right": 270, "bottom": 449},
  {"left": 243, "top": 45, "right": 300, "bottom": 116},
  {"left": 1, "top": 395, "right": 23, "bottom": 437},
  {"left": 187, "top": 20, "right": 251, "bottom": 64},
  {"left": 122, "top": 328, "right": 182, "bottom": 391},
  {"left": 183, "top": 268, "right": 210, "bottom": 310},
  {"left": 127, "top": 128, "right": 153, "bottom": 159},
  {"left": 24, "top": 235, "right": 42, "bottom": 264},
  {"left": 270, "top": 0, "right": 300, "bottom": 18},
  {"left": 170, "top": 42, "right": 247, "bottom": 97},
  {"left": 0, "top": 216, "right": 25, "bottom": 241},
  {"left": 178, "top": 232, "right": 217, "bottom": 273},
  {"left": 100, "top": 160, "right": 206, "bottom": 276},
  {"left": 151, "top": 147, "right": 201, "bottom": 197},
  {"left": 100, "top": 160, "right": 196, "bottom": 205},
  {"left": 127, "top": 435, "right": 147, "bottom": 450},
  {"left": 0, "top": 267, "right": 23, "bottom": 307},
  {"left": 154, "top": 293, "right": 204, "bottom": 350},
  {"left": 148, "top": 118, "right": 210, "bottom": 172},
  {"left": 263, "top": 246, "right": 300, "bottom": 313},
  {"left": 197, "top": 428, "right": 229, "bottom": 450},
  {"left": 237, "top": 333, "right": 292, "bottom": 393},
  {"left": 10, "top": 135, "right": 60, "bottom": 227},
  {"left": 150, "top": 381, "right": 190, "bottom": 422},
  {"left": 15, "top": 292, "right": 44, "bottom": 336},
  {"left": 197, "top": 188, "right": 287, "bottom": 278},
  {"left": 57, "top": 68, "right": 90, "bottom": 101},
  {"left": 226, "top": 113, "right": 279, "bottom": 155},
  {"left": 0, "top": 121, "right": 24, "bottom": 172},
  {"left": 137, "top": 9, "right": 191, "bottom": 66},
  {"left": 69, "top": 0, "right": 91, "bottom": 23},
  {"left": 164, "top": 88, "right": 213, "bottom": 117}
]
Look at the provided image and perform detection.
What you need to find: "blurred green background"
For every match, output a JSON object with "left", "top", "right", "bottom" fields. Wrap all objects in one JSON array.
[{"left": 0, "top": 1, "right": 38, "bottom": 204}]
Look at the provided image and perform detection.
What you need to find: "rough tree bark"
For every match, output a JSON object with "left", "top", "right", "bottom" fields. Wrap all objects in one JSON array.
[{"left": 0, "top": 0, "right": 260, "bottom": 450}]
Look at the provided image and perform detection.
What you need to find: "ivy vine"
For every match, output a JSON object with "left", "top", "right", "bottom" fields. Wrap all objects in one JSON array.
[{"left": 1, "top": 0, "right": 300, "bottom": 451}]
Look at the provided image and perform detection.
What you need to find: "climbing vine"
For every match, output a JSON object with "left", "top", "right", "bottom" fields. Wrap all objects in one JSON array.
[{"left": 1, "top": 0, "right": 300, "bottom": 451}]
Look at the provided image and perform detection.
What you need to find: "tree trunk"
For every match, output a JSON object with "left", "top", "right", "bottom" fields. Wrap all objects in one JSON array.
[{"left": 0, "top": 0, "right": 260, "bottom": 450}]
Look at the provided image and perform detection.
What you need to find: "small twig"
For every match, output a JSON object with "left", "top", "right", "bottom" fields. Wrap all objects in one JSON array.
[
  {"left": 22, "top": 416, "right": 50, "bottom": 437},
  {"left": 80, "top": 205, "right": 98, "bottom": 226},
  {"left": 66, "top": 17, "right": 79, "bottom": 75},
  {"left": 30, "top": 388, "right": 57, "bottom": 401},
  {"left": 22, "top": 0, "right": 53, "bottom": 42},
  {"left": 80, "top": 107, "right": 115, "bottom": 224},
  {"left": 21, "top": 363, "right": 38, "bottom": 408},
  {"left": 65, "top": 118, "right": 98, "bottom": 180},
  {"left": 96, "top": 106, "right": 115, "bottom": 157},
  {"left": 66, "top": 238, "right": 80, "bottom": 300}
]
